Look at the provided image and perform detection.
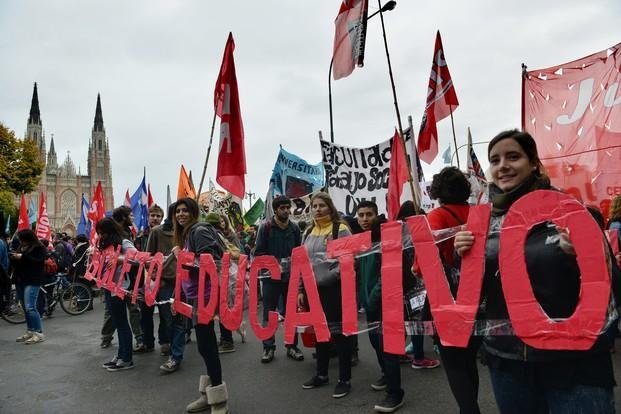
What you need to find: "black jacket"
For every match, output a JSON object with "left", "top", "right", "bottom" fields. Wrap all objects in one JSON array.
[{"left": 12, "top": 244, "right": 47, "bottom": 286}]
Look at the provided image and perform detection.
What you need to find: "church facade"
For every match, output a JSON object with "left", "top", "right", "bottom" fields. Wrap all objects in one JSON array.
[{"left": 25, "top": 83, "right": 115, "bottom": 236}]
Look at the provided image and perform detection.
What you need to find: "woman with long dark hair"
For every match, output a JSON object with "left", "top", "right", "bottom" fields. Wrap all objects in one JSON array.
[
  {"left": 455, "top": 130, "right": 616, "bottom": 413},
  {"left": 298, "top": 192, "right": 354, "bottom": 399},
  {"left": 11, "top": 229, "right": 46, "bottom": 344},
  {"left": 172, "top": 198, "right": 229, "bottom": 414},
  {"left": 98, "top": 217, "right": 137, "bottom": 372}
]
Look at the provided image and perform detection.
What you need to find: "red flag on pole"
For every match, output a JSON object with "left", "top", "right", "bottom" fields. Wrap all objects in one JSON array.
[
  {"left": 417, "top": 31, "right": 459, "bottom": 164},
  {"left": 332, "top": 0, "right": 369, "bottom": 80},
  {"left": 147, "top": 184, "right": 154, "bottom": 208},
  {"left": 124, "top": 189, "right": 131, "bottom": 207},
  {"left": 17, "top": 193, "right": 30, "bottom": 231},
  {"left": 214, "top": 33, "right": 246, "bottom": 200},
  {"left": 35, "top": 192, "right": 51, "bottom": 242},
  {"left": 87, "top": 182, "right": 106, "bottom": 243},
  {"left": 387, "top": 130, "right": 409, "bottom": 221}
]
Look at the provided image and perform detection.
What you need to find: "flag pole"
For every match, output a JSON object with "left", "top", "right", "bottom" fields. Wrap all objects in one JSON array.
[
  {"left": 449, "top": 105, "right": 460, "bottom": 169},
  {"left": 407, "top": 115, "right": 422, "bottom": 208},
  {"left": 377, "top": 0, "right": 419, "bottom": 211},
  {"left": 196, "top": 111, "right": 218, "bottom": 200}
]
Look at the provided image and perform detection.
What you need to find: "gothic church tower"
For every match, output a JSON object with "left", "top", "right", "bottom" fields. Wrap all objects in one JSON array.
[{"left": 87, "top": 94, "right": 114, "bottom": 211}]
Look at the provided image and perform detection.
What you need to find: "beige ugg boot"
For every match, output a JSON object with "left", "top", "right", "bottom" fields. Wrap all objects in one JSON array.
[
  {"left": 186, "top": 375, "right": 211, "bottom": 413},
  {"left": 206, "top": 382, "right": 229, "bottom": 414}
]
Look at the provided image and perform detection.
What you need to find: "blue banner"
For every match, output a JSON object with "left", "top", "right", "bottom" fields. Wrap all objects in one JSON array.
[{"left": 270, "top": 147, "right": 324, "bottom": 198}]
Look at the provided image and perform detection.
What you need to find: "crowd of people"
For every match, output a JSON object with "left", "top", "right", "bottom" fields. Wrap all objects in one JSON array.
[{"left": 2, "top": 129, "right": 621, "bottom": 413}]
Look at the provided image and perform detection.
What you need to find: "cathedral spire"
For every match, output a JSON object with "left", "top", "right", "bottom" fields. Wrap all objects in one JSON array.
[
  {"left": 93, "top": 93, "right": 104, "bottom": 132},
  {"left": 49, "top": 134, "right": 56, "bottom": 154},
  {"left": 28, "top": 82, "right": 41, "bottom": 125}
]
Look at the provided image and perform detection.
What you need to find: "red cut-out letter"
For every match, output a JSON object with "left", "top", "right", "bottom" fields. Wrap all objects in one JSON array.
[
  {"left": 408, "top": 205, "right": 490, "bottom": 347},
  {"left": 219, "top": 253, "right": 247, "bottom": 331},
  {"left": 129, "top": 252, "right": 151, "bottom": 304},
  {"left": 111, "top": 249, "right": 137, "bottom": 300},
  {"left": 173, "top": 251, "right": 194, "bottom": 319},
  {"left": 144, "top": 253, "right": 164, "bottom": 307},
  {"left": 248, "top": 255, "right": 281, "bottom": 341},
  {"left": 380, "top": 221, "right": 406, "bottom": 354},
  {"left": 327, "top": 232, "right": 372, "bottom": 335},
  {"left": 284, "top": 246, "right": 330, "bottom": 344},
  {"left": 499, "top": 190, "right": 610, "bottom": 350},
  {"left": 84, "top": 249, "right": 104, "bottom": 282},
  {"left": 100, "top": 245, "right": 121, "bottom": 291},
  {"left": 197, "top": 254, "right": 220, "bottom": 325}
]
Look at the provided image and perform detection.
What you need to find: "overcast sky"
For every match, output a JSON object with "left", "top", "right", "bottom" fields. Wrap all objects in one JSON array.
[{"left": 1, "top": 0, "right": 619, "bottom": 211}]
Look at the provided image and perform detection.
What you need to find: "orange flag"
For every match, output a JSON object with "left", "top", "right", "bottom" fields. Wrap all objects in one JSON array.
[{"left": 177, "top": 165, "right": 196, "bottom": 199}]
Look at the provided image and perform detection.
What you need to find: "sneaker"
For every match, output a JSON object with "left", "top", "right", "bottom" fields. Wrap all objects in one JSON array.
[
  {"left": 261, "top": 348, "right": 275, "bottom": 363},
  {"left": 133, "top": 342, "right": 153, "bottom": 353},
  {"left": 159, "top": 358, "right": 180, "bottom": 374},
  {"left": 332, "top": 381, "right": 351, "bottom": 398},
  {"left": 218, "top": 340, "right": 235, "bottom": 354},
  {"left": 24, "top": 332, "right": 45, "bottom": 344},
  {"left": 102, "top": 356, "right": 119, "bottom": 369},
  {"left": 374, "top": 394, "right": 404, "bottom": 413},
  {"left": 160, "top": 344, "right": 171, "bottom": 356},
  {"left": 404, "top": 342, "right": 414, "bottom": 355},
  {"left": 302, "top": 375, "right": 329, "bottom": 389},
  {"left": 100, "top": 338, "right": 112, "bottom": 349},
  {"left": 107, "top": 360, "right": 134, "bottom": 372},
  {"left": 371, "top": 375, "right": 387, "bottom": 391},
  {"left": 286, "top": 346, "right": 304, "bottom": 361},
  {"left": 411, "top": 357, "right": 440, "bottom": 369},
  {"left": 16, "top": 331, "right": 33, "bottom": 342}
]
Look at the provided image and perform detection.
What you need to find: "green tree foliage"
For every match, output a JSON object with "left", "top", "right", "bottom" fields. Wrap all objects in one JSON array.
[
  {"left": 0, "top": 190, "right": 17, "bottom": 224},
  {"left": 0, "top": 122, "right": 44, "bottom": 195}
]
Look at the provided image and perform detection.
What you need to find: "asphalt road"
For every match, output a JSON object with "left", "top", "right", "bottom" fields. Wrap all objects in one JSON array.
[{"left": 1, "top": 301, "right": 620, "bottom": 414}]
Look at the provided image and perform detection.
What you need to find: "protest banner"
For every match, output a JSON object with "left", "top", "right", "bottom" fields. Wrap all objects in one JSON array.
[
  {"left": 270, "top": 146, "right": 324, "bottom": 198},
  {"left": 200, "top": 181, "right": 245, "bottom": 230},
  {"left": 86, "top": 191, "right": 610, "bottom": 353},
  {"left": 523, "top": 42, "right": 621, "bottom": 218}
]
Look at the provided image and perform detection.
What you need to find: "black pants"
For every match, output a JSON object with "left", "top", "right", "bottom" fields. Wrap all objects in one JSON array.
[
  {"left": 195, "top": 321, "right": 223, "bottom": 386},
  {"left": 368, "top": 327, "right": 403, "bottom": 399},
  {"left": 438, "top": 337, "right": 482, "bottom": 414},
  {"left": 315, "top": 284, "right": 352, "bottom": 381}
]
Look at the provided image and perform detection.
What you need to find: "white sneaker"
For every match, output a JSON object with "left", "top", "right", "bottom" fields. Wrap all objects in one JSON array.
[
  {"left": 24, "top": 332, "right": 45, "bottom": 344},
  {"left": 16, "top": 331, "right": 34, "bottom": 342}
]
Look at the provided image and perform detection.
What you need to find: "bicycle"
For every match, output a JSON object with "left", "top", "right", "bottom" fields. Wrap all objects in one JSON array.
[{"left": 0, "top": 274, "right": 93, "bottom": 324}]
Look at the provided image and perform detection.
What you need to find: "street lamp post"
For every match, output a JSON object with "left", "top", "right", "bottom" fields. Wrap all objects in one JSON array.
[{"left": 328, "top": 1, "right": 397, "bottom": 143}]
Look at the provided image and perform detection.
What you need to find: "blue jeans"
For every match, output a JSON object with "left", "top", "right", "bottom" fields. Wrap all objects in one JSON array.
[
  {"left": 262, "top": 280, "right": 297, "bottom": 349},
  {"left": 489, "top": 362, "right": 615, "bottom": 414},
  {"left": 140, "top": 286, "right": 174, "bottom": 348},
  {"left": 16, "top": 284, "right": 42, "bottom": 333},
  {"left": 105, "top": 291, "right": 132, "bottom": 363}
]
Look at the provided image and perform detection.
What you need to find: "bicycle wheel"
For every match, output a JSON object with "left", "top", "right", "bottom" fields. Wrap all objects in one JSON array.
[
  {"left": 60, "top": 282, "right": 93, "bottom": 315},
  {"left": 1, "top": 285, "right": 26, "bottom": 324}
]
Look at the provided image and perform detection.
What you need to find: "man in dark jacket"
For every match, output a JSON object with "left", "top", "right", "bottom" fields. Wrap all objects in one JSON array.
[{"left": 255, "top": 195, "right": 304, "bottom": 363}]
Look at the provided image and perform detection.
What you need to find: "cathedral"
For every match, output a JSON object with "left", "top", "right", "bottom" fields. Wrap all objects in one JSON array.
[{"left": 25, "top": 83, "right": 115, "bottom": 236}]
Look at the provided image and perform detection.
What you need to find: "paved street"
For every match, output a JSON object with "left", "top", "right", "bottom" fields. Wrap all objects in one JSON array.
[{"left": 1, "top": 301, "right": 620, "bottom": 414}]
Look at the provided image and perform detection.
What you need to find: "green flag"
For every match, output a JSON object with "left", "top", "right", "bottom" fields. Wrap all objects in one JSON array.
[{"left": 244, "top": 198, "right": 265, "bottom": 226}]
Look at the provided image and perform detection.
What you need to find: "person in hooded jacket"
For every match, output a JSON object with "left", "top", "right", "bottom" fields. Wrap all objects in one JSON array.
[{"left": 173, "top": 198, "right": 229, "bottom": 414}]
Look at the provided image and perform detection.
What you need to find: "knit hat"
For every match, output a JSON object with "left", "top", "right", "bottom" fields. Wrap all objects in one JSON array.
[{"left": 205, "top": 212, "right": 221, "bottom": 227}]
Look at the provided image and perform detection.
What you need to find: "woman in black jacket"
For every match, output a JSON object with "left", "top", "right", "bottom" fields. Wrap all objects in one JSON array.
[
  {"left": 455, "top": 130, "right": 615, "bottom": 413},
  {"left": 11, "top": 229, "right": 46, "bottom": 344}
]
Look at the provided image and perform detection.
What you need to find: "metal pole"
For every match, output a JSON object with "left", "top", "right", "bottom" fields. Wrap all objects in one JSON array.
[
  {"left": 328, "top": 58, "right": 335, "bottom": 143},
  {"left": 196, "top": 112, "right": 218, "bottom": 200},
  {"left": 449, "top": 106, "right": 460, "bottom": 169}
]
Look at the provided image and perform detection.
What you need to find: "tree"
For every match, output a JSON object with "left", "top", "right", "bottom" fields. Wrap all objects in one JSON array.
[{"left": 0, "top": 122, "right": 44, "bottom": 195}]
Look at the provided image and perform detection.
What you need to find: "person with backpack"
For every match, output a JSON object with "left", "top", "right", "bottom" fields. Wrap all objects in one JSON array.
[
  {"left": 255, "top": 195, "right": 304, "bottom": 363},
  {"left": 173, "top": 198, "right": 230, "bottom": 414},
  {"left": 298, "top": 192, "right": 354, "bottom": 399}
]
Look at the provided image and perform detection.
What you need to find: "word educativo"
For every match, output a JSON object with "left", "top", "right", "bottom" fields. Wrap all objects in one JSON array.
[{"left": 85, "top": 191, "right": 612, "bottom": 354}]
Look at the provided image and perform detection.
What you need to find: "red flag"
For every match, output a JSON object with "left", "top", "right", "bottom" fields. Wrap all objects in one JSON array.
[
  {"left": 87, "top": 182, "right": 106, "bottom": 243},
  {"left": 177, "top": 165, "right": 196, "bottom": 199},
  {"left": 387, "top": 130, "right": 409, "bottom": 221},
  {"left": 332, "top": 0, "right": 369, "bottom": 80},
  {"left": 147, "top": 184, "right": 154, "bottom": 208},
  {"left": 17, "top": 194, "right": 30, "bottom": 231},
  {"left": 123, "top": 189, "right": 131, "bottom": 207},
  {"left": 417, "top": 31, "right": 459, "bottom": 164},
  {"left": 35, "top": 192, "right": 51, "bottom": 242},
  {"left": 214, "top": 33, "right": 246, "bottom": 199}
]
